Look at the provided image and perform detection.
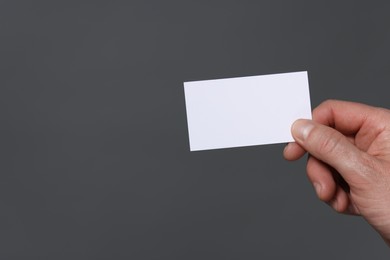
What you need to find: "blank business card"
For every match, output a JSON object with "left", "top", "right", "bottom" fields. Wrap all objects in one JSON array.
[{"left": 183, "top": 71, "right": 312, "bottom": 151}]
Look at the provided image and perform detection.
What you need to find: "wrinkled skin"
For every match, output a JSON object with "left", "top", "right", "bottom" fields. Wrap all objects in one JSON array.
[{"left": 284, "top": 100, "right": 390, "bottom": 246}]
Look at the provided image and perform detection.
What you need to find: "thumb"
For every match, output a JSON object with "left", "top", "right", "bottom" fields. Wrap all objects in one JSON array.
[{"left": 291, "top": 119, "right": 376, "bottom": 185}]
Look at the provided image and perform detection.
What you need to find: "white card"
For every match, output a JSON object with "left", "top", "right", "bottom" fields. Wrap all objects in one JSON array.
[{"left": 184, "top": 71, "right": 312, "bottom": 151}]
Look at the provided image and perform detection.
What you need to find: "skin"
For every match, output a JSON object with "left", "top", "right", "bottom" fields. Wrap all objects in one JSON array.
[{"left": 283, "top": 100, "right": 390, "bottom": 246}]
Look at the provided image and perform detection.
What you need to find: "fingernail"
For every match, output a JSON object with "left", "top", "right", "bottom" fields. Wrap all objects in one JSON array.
[
  {"left": 292, "top": 119, "right": 314, "bottom": 142},
  {"left": 313, "top": 182, "right": 322, "bottom": 197}
]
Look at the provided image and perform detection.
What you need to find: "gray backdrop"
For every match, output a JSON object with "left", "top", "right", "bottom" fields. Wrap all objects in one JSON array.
[{"left": 1, "top": 1, "right": 389, "bottom": 259}]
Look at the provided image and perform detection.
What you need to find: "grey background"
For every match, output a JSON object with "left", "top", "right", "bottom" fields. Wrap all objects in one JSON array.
[{"left": 1, "top": 1, "right": 389, "bottom": 259}]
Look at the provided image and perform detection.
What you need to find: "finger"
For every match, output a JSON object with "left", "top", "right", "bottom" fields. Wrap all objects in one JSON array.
[
  {"left": 345, "top": 197, "right": 361, "bottom": 216},
  {"left": 306, "top": 156, "right": 336, "bottom": 202},
  {"left": 283, "top": 142, "right": 306, "bottom": 161},
  {"left": 327, "top": 185, "right": 350, "bottom": 213},
  {"left": 291, "top": 119, "right": 378, "bottom": 187},
  {"left": 312, "top": 100, "right": 373, "bottom": 134},
  {"left": 346, "top": 135, "right": 355, "bottom": 145},
  {"left": 313, "top": 100, "right": 384, "bottom": 151}
]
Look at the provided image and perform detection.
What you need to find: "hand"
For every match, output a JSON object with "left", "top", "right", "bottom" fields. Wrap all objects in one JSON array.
[{"left": 284, "top": 100, "right": 390, "bottom": 246}]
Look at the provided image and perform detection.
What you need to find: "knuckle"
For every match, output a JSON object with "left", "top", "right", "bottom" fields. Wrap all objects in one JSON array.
[
  {"left": 318, "top": 99, "right": 337, "bottom": 110},
  {"left": 306, "top": 159, "right": 314, "bottom": 175},
  {"left": 316, "top": 130, "right": 343, "bottom": 155},
  {"left": 343, "top": 152, "right": 384, "bottom": 190},
  {"left": 321, "top": 99, "right": 336, "bottom": 106},
  {"left": 356, "top": 154, "right": 382, "bottom": 181},
  {"left": 374, "top": 108, "right": 390, "bottom": 124}
]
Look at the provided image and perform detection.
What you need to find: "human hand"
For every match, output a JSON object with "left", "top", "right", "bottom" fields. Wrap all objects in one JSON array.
[{"left": 284, "top": 100, "right": 390, "bottom": 246}]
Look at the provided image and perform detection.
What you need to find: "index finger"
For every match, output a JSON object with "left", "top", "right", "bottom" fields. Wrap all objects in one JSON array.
[{"left": 312, "top": 99, "right": 375, "bottom": 135}]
